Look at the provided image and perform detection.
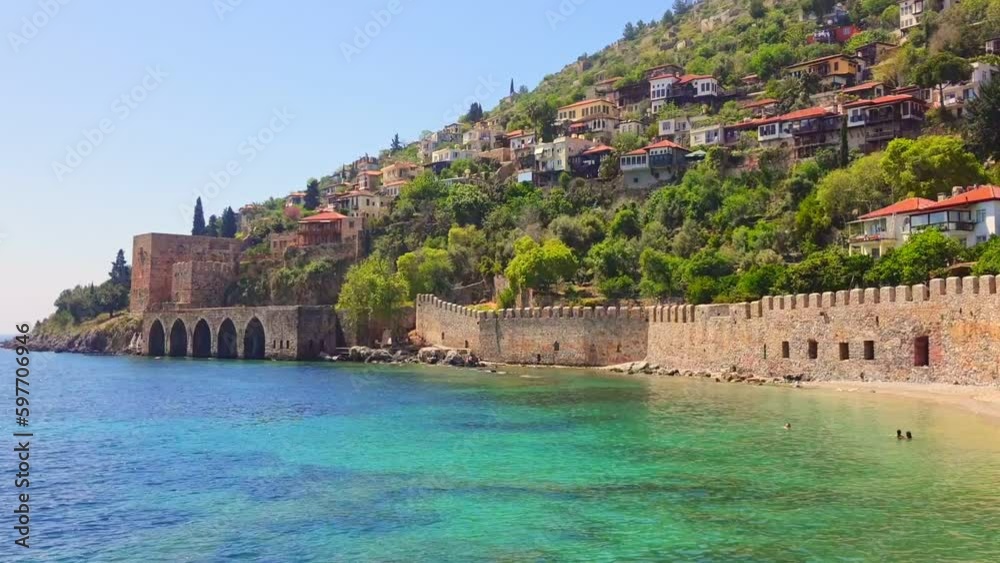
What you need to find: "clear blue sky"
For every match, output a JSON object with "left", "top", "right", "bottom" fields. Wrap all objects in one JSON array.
[{"left": 0, "top": 0, "right": 660, "bottom": 328}]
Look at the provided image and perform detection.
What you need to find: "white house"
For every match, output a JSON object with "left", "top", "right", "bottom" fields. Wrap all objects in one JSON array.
[
  {"left": 620, "top": 139, "right": 690, "bottom": 190},
  {"left": 534, "top": 136, "right": 595, "bottom": 176},
  {"left": 432, "top": 148, "right": 478, "bottom": 164}
]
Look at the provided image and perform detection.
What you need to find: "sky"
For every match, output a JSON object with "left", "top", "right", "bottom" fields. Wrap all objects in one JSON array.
[{"left": 0, "top": 0, "right": 661, "bottom": 328}]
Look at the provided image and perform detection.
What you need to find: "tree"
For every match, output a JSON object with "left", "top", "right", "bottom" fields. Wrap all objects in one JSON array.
[
  {"left": 390, "top": 133, "right": 403, "bottom": 153},
  {"left": 775, "top": 249, "right": 872, "bottom": 294},
  {"left": 965, "top": 77, "right": 1000, "bottom": 162},
  {"left": 623, "top": 22, "right": 638, "bottom": 40},
  {"left": 750, "top": 0, "right": 766, "bottom": 18},
  {"left": 524, "top": 97, "right": 558, "bottom": 142},
  {"left": 396, "top": 247, "right": 454, "bottom": 300},
  {"left": 750, "top": 44, "right": 796, "bottom": 81},
  {"left": 192, "top": 197, "right": 206, "bottom": 236},
  {"left": 914, "top": 53, "right": 972, "bottom": 109},
  {"left": 206, "top": 215, "right": 220, "bottom": 237},
  {"left": 445, "top": 183, "right": 492, "bottom": 227},
  {"left": 639, "top": 248, "right": 682, "bottom": 299},
  {"left": 221, "top": 207, "right": 238, "bottom": 238},
  {"left": 972, "top": 238, "right": 1000, "bottom": 275},
  {"left": 109, "top": 249, "right": 131, "bottom": 288},
  {"left": 865, "top": 230, "right": 962, "bottom": 285},
  {"left": 505, "top": 237, "right": 578, "bottom": 293},
  {"left": 338, "top": 256, "right": 408, "bottom": 345},
  {"left": 881, "top": 136, "right": 986, "bottom": 199},
  {"left": 96, "top": 280, "right": 129, "bottom": 318},
  {"left": 673, "top": 0, "right": 690, "bottom": 16},
  {"left": 609, "top": 206, "right": 642, "bottom": 239},
  {"left": 304, "top": 178, "right": 321, "bottom": 211},
  {"left": 816, "top": 154, "right": 891, "bottom": 225},
  {"left": 661, "top": 9, "right": 674, "bottom": 25},
  {"left": 465, "top": 102, "right": 484, "bottom": 123},
  {"left": 587, "top": 237, "right": 640, "bottom": 299}
]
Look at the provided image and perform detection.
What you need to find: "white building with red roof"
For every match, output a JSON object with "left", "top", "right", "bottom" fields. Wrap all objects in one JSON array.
[
  {"left": 848, "top": 186, "right": 1000, "bottom": 257},
  {"left": 620, "top": 139, "right": 690, "bottom": 190}
]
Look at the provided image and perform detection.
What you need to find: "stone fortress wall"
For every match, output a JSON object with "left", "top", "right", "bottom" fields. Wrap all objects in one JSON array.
[
  {"left": 416, "top": 295, "right": 649, "bottom": 367},
  {"left": 417, "top": 275, "right": 1000, "bottom": 385}
]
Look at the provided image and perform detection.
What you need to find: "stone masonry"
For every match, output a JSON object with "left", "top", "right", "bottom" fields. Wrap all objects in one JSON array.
[
  {"left": 417, "top": 276, "right": 1000, "bottom": 385},
  {"left": 131, "top": 233, "right": 242, "bottom": 313}
]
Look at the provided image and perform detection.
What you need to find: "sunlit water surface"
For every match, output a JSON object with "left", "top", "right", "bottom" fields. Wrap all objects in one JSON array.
[{"left": 6, "top": 349, "right": 1000, "bottom": 562}]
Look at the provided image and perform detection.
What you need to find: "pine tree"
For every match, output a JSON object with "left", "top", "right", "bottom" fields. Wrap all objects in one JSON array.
[
  {"left": 510, "top": 78, "right": 515, "bottom": 96},
  {"left": 109, "top": 249, "right": 131, "bottom": 287},
  {"left": 192, "top": 197, "right": 206, "bottom": 236},
  {"left": 221, "top": 207, "right": 238, "bottom": 238},
  {"left": 390, "top": 133, "right": 403, "bottom": 153},
  {"left": 206, "top": 215, "right": 220, "bottom": 237},
  {"left": 304, "top": 178, "right": 321, "bottom": 211}
]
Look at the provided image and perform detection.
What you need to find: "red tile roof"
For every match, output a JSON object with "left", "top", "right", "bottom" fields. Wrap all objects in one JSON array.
[
  {"left": 676, "top": 74, "right": 714, "bottom": 84},
  {"left": 858, "top": 197, "right": 937, "bottom": 220},
  {"left": 361, "top": 170, "right": 383, "bottom": 176},
  {"left": 627, "top": 139, "right": 691, "bottom": 156},
  {"left": 582, "top": 144, "right": 614, "bottom": 155},
  {"left": 741, "top": 97, "right": 778, "bottom": 108},
  {"left": 922, "top": 186, "right": 1000, "bottom": 211},
  {"left": 841, "top": 81, "right": 883, "bottom": 94},
  {"left": 558, "top": 98, "right": 613, "bottom": 111},
  {"left": 785, "top": 54, "right": 859, "bottom": 69},
  {"left": 299, "top": 211, "right": 348, "bottom": 223}
]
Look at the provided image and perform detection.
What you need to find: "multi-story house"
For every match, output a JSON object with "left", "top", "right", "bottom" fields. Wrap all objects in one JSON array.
[
  {"left": 462, "top": 125, "right": 501, "bottom": 151},
  {"left": 785, "top": 54, "right": 863, "bottom": 90},
  {"left": 352, "top": 155, "right": 380, "bottom": 173},
  {"left": 507, "top": 130, "right": 536, "bottom": 151},
  {"left": 843, "top": 94, "right": 926, "bottom": 152},
  {"left": 787, "top": 107, "right": 844, "bottom": 160},
  {"left": 689, "top": 123, "right": 725, "bottom": 147},
  {"left": 899, "top": 0, "right": 958, "bottom": 35},
  {"left": 644, "top": 64, "right": 685, "bottom": 80},
  {"left": 332, "top": 189, "right": 389, "bottom": 226},
  {"left": 620, "top": 139, "right": 690, "bottom": 190},
  {"left": 854, "top": 41, "right": 898, "bottom": 68},
  {"left": 285, "top": 191, "right": 306, "bottom": 207},
  {"left": 840, "top": 81, "right": 886, "bottom": 100},
  {"left": 533, "top": 136, "right": 595, "bottom": 182},
  {"left": 568, "top": 144, "right": 614, "bottom": 179},
  {"left": 741, "top": 98, "right": 780, "bottom": 118},
  {"left": 556, "top": 98, "right": 618, "bottom": 124},
  {"left": 849, "top": 186, "right": 1000, "bottom": 257},
  {"left": 612, "top": 80, "right": 650, "bottom": 114},
  {"left": 932, "top": 61, "right": 998, "bottom": 117},
  {"left": 380, "top": 161, "right": 420, "bottom": 199},
  {"left": 617, "top": 120, "right": 644, "bottom": 136},
  {"left": 568, "top": 114, "right": 620, "bottom": 143},
  {"left": 650, "top": 74, "right": 721, "bottom": 112},
  {"left": 988, "top": 38, "right": 1000, "bottom": 55},
  {"left": 356, "top": 170, "right": 382, "bottom": 192},
  {"left": 658, "top": 114, "right": 708, "bottom": 146}
]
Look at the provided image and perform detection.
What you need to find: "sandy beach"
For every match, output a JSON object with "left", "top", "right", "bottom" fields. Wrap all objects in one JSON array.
[{"left": 798, "top": 380, "right": 1000, "bottom": 422}]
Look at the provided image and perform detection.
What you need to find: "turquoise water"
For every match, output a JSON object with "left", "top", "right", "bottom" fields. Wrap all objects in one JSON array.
[{"left": 5, "top": 349, "right": 1000, "bottom": 562}]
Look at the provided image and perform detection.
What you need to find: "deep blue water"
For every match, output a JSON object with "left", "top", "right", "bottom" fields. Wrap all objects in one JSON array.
[{"left": 2, "top": 349, "right": 999, "bottom": 562}]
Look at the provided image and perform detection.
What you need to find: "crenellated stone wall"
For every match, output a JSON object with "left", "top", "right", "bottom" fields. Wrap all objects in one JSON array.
[
  {"left": 416, "top": 277, "right": 1000, "bottom": 384},
  {"left": 415, "top": 295, "right": 649, "bottom": 367},
  {"left": 646, "top": 276, "right": 1000, "bottom": 385}
]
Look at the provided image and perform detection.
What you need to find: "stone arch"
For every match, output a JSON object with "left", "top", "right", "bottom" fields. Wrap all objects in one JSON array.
[
  {"left": 244, "top": 318, "right": 266, "bottom": 360},
  {"left": 147, "top": 319, "right": 165, "bottom": 357},
  {"left": 168, "top": 319, "right": 188, "bottom": 357},
  {"left": 217, "top": 319, "right": 238, "bottom": 359},
  {"left": 192, "top": 319, "right": 212, "bottom": 358}
]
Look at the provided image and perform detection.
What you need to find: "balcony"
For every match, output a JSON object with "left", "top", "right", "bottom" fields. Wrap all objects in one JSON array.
[
  {"left": 866, "top": 127, "right": 899, "bottom": 141},
  {"left": 911, "top": 221, "right": 975, "bottom": 233},
  {"left": 648, "top": 154, "right": 677, "bottom": 168},
  {"left": 850, "top": 232, "right": 894, "bottom": 244}
]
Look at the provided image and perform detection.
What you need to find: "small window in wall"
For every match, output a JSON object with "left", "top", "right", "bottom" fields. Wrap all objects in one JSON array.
[
  {"left": 441, "top": 332, "right": 445, "bottom": 342},
  {"left": 616, "top": 343, "right": 622, "bottom": 353},
  {"left": 763, "top": 344, "right": 767, "bottom": 360},
  {"left": 839, "top": 342, "right": 850, "bottom": 361},
  {"left": 554, "top": 341, "right": 560, "bottom": 352},
  {"left": 914, "top": 336, "right": 930, "bottom": 367},
  {"left": 285, "top": 340, "right": 291, "bottom": 350},
  {"left": 808, "top": 340, "right": 819, "bottom": 360},
  {"left": 464, "top": 340, "right": 469, "bottom": 349},
  {"left": 864, "top": 340, "right": 875, "bottom": 361},
  {"left": 781, "top": 342, "right": 790, "bottom": 359}
]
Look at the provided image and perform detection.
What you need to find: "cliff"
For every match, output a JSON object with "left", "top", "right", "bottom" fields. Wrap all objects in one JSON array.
[{"left": 3, "top": 314, "right": 143, "bottom": 355}]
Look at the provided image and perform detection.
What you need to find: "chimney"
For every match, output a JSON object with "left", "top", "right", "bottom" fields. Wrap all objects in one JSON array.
[
  {"left": 952, "top": 186, "right": 964, "bottom": 197},
  {"left": 939, "top": 193, "right": 948, "bottom": 202}
]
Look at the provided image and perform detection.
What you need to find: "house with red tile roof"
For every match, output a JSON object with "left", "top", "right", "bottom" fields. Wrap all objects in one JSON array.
[
  {"left": 556, "top": 98, "right": 618, "bottom": 124},
  {"left": 843, "top": 94, "right": 926, "bottom": 152},
  {"left": 848, "top": 186, "right": 1000, "bottom": 257},
  {"left": 755, "top": 107, "right": 841, "bottom": 158},
  {"left": 620, "top": 139, "right": 690, "bottom": 190},
  {"left": 784, "top": 54, "right": 863, "bottom": 90},
  {"left": 569, "top": 144, "right": 614, "bottom": 179}
]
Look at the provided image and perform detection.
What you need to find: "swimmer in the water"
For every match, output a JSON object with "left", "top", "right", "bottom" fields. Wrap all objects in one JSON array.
[
  {"left": 784, "top": 423, "right": 791, "bottom": 430},
  {"left": 906, "top": 431, "right": 913, "bottom": 440},
  {"left": 897, "top": 430, "right": 904, "bottom": 440}
]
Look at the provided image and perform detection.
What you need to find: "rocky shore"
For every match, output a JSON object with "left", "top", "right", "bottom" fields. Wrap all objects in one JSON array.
[
  {"left": 318, "top": 345, "right": 483, "bottom": 368},
  {"left": 606, "top": 361, "right": 810, "bottom": 387},
  {"left": 1, "top": 315, "right": 142, "bottom": 356}
]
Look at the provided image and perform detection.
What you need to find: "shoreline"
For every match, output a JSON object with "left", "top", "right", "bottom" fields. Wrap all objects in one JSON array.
[{"left": 798, "top": 379, "right": 1000, "bottom": 422}]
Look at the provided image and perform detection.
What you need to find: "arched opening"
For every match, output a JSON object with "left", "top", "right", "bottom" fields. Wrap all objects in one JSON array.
[
  {"left": 168, "top": 319, "right": 188, "bottom": 357},
  {"left": 192, "top": 320, "right": 212, "bottom": 358},
  {"left": 217, "top": 319, "right": 238, "bottom": 359},
  {"left": 147, "top": 320, "right": 165, "bottom": 357},
  {"left": 244, "top": 318, "right": 266, "bottom": 360}
]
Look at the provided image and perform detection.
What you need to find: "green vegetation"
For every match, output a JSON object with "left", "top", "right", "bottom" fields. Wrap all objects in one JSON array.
[
  {"left": 338, "top": 256, "right": 409, "bottom": 343},
  {"left": 51, "top": 249, "right": 132, "bottom": 324}
]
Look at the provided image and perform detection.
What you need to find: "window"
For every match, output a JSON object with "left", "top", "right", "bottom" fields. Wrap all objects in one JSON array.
[
  {"left": 976, "top": 209, "right": 987, "bottom": 224},
  {"left": 914, "top": 336, "right": 929, "bottom": 367},
  {"left": 864, "top": 341, "right": 875, "bottom": 361},
  {"left": 808, "top": 340, "right": 818, "bottom": 360},
  {"left": 782, "top": 341, "right": 790, "bottom": 358},
  {"left": 839, "top": 343, "right": 850, "bottom": 361}
]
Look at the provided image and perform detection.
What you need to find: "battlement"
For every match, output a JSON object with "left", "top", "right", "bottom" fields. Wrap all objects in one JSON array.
[
  {"left": 415, "top": 294, "right": 648, "bottom": 321},
  {"left": 648, "top": 276, "right": 1000, "bottom": 324}
]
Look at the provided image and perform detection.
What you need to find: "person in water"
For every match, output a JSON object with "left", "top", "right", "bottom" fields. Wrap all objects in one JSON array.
[
  {"left": 784, "top": 423, "right": 791, "bottom": 430},
  {"left": 906, "top": 431, "right": 913, "bottom": 440},
  {"left": 897, "top": 430, "right": 904, "bottom": 440}
]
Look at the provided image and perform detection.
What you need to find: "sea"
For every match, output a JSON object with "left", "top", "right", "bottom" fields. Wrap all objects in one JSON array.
[{"left": 2, "top": 348, "right": 999, "bottom": 562}]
